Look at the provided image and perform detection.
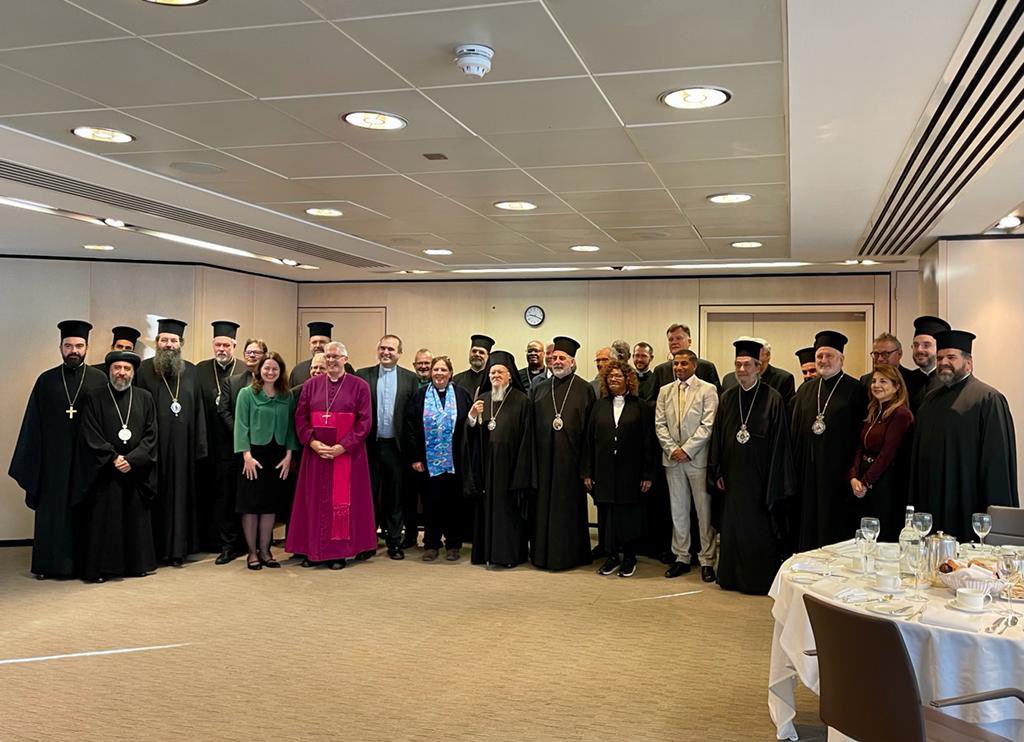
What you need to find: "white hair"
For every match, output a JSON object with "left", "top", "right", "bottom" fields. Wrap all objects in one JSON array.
[{"left": 325, "top": 341, "right": 348, "bottom": 357}]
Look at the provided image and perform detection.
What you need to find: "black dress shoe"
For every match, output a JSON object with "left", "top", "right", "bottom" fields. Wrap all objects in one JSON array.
[
  {"left": 247, "top": 558, "right": 262, "bottom": 571},
  {"left": 618, "top": 556, "right": 638, "bottom": 578},
  {"left": 659, "top": 550, "right": 677, "bottom": 565},
  {"left": 214, "top": 549, "right": 237, "bottom": 565},
  {"left": 301, "top": 558, "right": 316, "bottom": 568},
  {"left": 387, "top": 547, "right": 405, "bottom": 561},
  {"left": 329, "top": 559, "right": 346, "bottom": 570},
  {"left": 169, "top": 558, "right": 184, "bottom": 568},
  {"left": 259, "top": 551, "right": 281, "bottom": 569},
  {"left": 664, "top": 561, "right": 691, "bottom": 578},
  {"left": 701, "top": 565, "right": 716, "bottom": 583}
]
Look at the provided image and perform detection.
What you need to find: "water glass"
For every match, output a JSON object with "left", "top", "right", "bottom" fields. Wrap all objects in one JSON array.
[
  {"left": 972, "top": 513, "right": 992, "bottom": 546},
  {"left": 912, "top": 512, "right": 933, "bottom": 538},
  {"left": 905, "top": 540, "right": 927, "bottom": 603},
  {"left": 860, "top": 517, "right": 881, "bottom": 544}
]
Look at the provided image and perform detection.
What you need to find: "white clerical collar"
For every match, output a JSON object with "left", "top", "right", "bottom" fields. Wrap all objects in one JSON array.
[{"left": 379, "top": 364, "right": 395, "bottom": 374}]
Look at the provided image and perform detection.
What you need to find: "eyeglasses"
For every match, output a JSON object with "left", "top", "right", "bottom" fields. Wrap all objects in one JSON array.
[
  {"left": 244, "top": 349, "right": 265, "bottom": 357},
  {"left": 870, "top": 349, "right": 898, "bottom": 359}
]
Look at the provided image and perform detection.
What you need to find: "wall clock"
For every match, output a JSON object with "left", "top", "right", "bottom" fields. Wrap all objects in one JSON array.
[{"left": 524, "top": 305, "right": 545, "bottom": 327}]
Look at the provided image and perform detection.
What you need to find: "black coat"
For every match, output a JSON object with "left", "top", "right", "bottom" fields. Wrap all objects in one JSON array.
[
  {"left": 356, "top": 364, "right": 419, "bottom": 454},
  {"left": 582, "top": 396, "right": 658, "bottom": 505},
  {"left": 403, "top": 384, "right": 473, "bottom": 474},
  {"left": 723, "top": 364, "right": 796, "bottom": 409}
]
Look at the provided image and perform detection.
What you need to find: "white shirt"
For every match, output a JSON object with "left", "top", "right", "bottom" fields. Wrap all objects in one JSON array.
[{"left": 612, "top": 394, "right": 625, "bottom": 426}]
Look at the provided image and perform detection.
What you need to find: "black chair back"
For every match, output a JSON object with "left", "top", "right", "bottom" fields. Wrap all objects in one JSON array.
[{"left": 987, "top": 505, "right": 1024, "bottom": 547}]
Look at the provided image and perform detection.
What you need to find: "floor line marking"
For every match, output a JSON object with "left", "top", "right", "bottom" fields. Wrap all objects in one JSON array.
[
  {"left": 620, "top": 590, "right": 703, "bottom": 603},
  {"left": 0, "top": 643, "right": 190, "bottom": 666}
]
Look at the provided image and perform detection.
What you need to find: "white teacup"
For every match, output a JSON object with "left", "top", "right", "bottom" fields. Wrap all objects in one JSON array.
[
  {"left": 955, "top": 587, "right": 992, "bottom": 611},
  {"left": 875, "top": 573, "right": 901, "bottom": 590}
]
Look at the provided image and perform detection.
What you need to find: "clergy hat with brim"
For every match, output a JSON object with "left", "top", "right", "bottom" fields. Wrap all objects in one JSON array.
[
  {"left": 734, "top": 338, "right": 763, "bottom": 359},
  {"left": 111, "top": 326, "right": 140, "bottom": 345},
  {"left": 795, "top": 347, "right": 816, "bottom": 365},
  {"left": 105, "top": 350, "right": 141, "bottom": 369},
  {"left": 211, "top": 320, "right": 239, "bottom": 339},
  {"left": 307, "top": 321, "right": 333, "bottom": 338},
  {"left": 913, "top": 315, "right": 951, "bottom": 338},
  {"left": 935, "top": 329, "right": 975, "bottom": 354},
  {"left": 813, "top": 330, "right": 848, "bottom": 353},
  {"left": 479, "top": 350, "right": 526, "bottom": 395},
  {"left": 552, "top": 336, "right": 580, "bottom": 357},
  {"left": 58, "top": 319, "right": 92, "bottom": 341},
  {"left": 470, "top": 334, "right": 495, "bottom": 352},
  {"left": 157, "top": 318, "right": 187, "bottom": 339}
]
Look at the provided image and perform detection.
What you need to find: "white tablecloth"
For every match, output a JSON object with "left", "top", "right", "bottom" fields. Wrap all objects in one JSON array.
[{"left": 768, "top": 546, "right": 1024, "bottom": 741}]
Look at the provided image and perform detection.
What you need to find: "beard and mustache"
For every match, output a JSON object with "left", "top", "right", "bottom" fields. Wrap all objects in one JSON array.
[
  {"left": 491, "top": 383, "right": 506, "bottom": 402},
  {"left": 110, "top": 376, "right": 132, "bottom": 392},
  {"left": 551, "top": 365, "right": 573, "bottom": 379},
  {"left": 469, "top": 356, "right": 487, "bottom": 371},
  {"left": 62, "top": 352, "right": 83, "bottom": 369},
  {"left": 154, "top": 347, "right": 184, "bottom": 376}
]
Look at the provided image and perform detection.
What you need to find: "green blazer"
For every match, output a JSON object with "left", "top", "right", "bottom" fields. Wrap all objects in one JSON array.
[{"left": 233, "top": 385, "right": 299, "bottom": 453}]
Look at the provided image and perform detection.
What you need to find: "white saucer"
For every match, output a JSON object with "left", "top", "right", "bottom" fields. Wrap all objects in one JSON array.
[
  {"left": 870, "top": 585, "right": 906, "bottom": 595},
  {"left": 788, "top": 573, "right": 821, "bottom": 585},
  {"left": 946, "top": 599, "right": 991, "bottom": 614},
  {"left": 867, "top": 602, "right": 913, "bottom": 616}
]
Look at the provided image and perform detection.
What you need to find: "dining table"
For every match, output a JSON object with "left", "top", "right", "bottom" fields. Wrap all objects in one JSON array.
[{"left": 768, "top": 540, "right": 1024, "bottom": 741}]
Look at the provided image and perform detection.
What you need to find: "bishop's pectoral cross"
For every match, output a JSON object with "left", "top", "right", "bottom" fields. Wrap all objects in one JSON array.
[
  {"left": 66, "top": 406, "right": 77, "bottom": 419},
  {"left": 321, "top": 412, "right": 332, "bottom": 423}
]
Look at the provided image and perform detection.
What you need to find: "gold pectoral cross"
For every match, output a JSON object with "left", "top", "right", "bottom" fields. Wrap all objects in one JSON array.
[{"left": 66, "top": 406, "right": 77, "bottom": 419}]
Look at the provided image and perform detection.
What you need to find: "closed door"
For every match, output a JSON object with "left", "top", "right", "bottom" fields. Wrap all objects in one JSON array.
[{"left": 297, "top": 307, "right": 387, "bottom": 372}]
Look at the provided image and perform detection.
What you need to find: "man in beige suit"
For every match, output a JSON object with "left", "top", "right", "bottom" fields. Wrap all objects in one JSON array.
[{"left": 655, "top": 349, "right": 719, "bottom": 581}]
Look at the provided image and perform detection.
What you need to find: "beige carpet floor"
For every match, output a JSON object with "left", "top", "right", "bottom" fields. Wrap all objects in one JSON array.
[{"left": 0, "top": 540, "right": 827, "bottom": 741}]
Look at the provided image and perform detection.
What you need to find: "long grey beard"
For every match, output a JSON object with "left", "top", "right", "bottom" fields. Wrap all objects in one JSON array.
[
  {"left": 491, "top": 384, "right": 506, "bottom": 402},
  {"left": 154, "top": 348, "right": 184, "bottom": 376},
  {"left": 551, "top": 366, "right": 572, "bottom": 379},
  {"left": 110, "top": 377, "right": 132, "bottom": 391}
]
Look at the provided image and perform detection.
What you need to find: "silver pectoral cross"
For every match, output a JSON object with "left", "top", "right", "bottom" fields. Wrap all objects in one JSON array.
[{"left": 66, "top": 406, "right": 77, "bottom": 419}]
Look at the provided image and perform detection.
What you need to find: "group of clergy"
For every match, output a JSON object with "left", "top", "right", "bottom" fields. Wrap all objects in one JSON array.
[{"left": 8, "top": 313, "right": 1018, "bottom": 593}]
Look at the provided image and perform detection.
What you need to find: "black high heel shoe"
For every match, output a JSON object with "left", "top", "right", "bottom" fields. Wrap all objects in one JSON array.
[
  {"left": 247, "top": 555, "right": 262, "bottom": 571},
  {"left": 258, "top": 550, "right": 281, "bottom": 569}
]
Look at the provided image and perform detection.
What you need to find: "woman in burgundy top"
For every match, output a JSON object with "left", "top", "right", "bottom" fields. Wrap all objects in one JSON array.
[{"left": 848, "top": 364, "right": 914, "bottom": 540}]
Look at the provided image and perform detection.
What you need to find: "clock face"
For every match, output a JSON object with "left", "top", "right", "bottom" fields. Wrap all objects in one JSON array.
[{"left": 524, "top": 305, "right": 545, "bottom": 327}]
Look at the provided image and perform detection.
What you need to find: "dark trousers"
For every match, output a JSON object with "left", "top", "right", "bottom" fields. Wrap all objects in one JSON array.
[
  {"left": 422, "top": 472, "right": 461, "bottom": 551},
  {"left": 214, "top": 457, "right": 242, "bottom": 551},
  {"left": 369, "top": 438, "right": 404, "bottom": 548}
]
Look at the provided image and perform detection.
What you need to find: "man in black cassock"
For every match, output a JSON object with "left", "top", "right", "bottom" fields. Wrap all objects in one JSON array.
[
  {"left": 710, "top": 339, "right": 795, "bottom": 595},
  {"left": 518, "top": 340, "right": 546, "bottom": 389},
  {"left": 75, "top": 352, "right": 157, "bottom": 583},
  {"left": 195, "top": 320, "right": 244, "bottom": 563},
  {"left": 465, "top": 350, "right": 533, "bottom": 567},
  {"left": 722, "top": 338, "right": 796, "bottom": 408},
  {"left": 9, "top": 320, "right": 106, "bottom": 578},
  {"left": 910, "top": 329, "right": 1018, "bottom": 538},
  {"left": 652, "top": 323, "right": 721, "bottom": 392},
  {"left": 290, "top": 321, "right": 353, "bottom": 386},
  {"left": 135, "top": 318, "right": 208, "bottom": 566},
  {"left": 531, "top": 336, "right": 595, "bottom": 570},
  {"left": 905, "top": 315, "right": 950, "bottom": 412},
  {"left": 791, "top": 330, "right": 867, "bottom": 550},
  {"left": 633, "top": 342, "right": 659, "bottom": 402},
  {"left": 91, "top": 325, "right": 141, "bottom": 372},
  {"left": 453, "top": 334, "right": 494, "bottom": 397},
  {"left": 795, "top": 347, "right": 817, "bottom": 385}
]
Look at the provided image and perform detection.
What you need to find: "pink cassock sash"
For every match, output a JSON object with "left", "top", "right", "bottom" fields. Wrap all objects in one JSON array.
[{"left": 311, "top": 410, "right": 354, "bottom": 541}]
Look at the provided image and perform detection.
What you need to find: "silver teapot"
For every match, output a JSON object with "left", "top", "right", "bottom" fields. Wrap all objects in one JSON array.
[{"left": 926, "top": 531, "right": 958, "bottom": 585}]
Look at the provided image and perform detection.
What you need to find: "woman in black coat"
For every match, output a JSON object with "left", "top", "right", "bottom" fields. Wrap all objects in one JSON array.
[
  {"left": 583, "top": 359, "right": 658, "bottom": 578},
  {"left": 404, "top": 355, "right": 472, "bottom": 561}
]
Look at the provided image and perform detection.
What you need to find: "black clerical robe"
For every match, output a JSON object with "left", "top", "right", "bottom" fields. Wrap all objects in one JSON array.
[
  {"left": 453, "top": 368, "right": 486, "bottom": 398},
  {"left": 135, "top": 358, "right": 208, "bottom": 561},
  {"left": 636, "top": 369, "right": 659, "bottom": 402},
  {"left": 518, "top": 366, "right": 545, "bottom": 389},
  {"left": 195, "top": 358, "right": 243, "bottom": 551},
  {"left": 653, "top": 357, "right": 721, "bottom": 392},
  {"left": 531, "top": 373, "right": 595, "bottom": 570},
  {"left": 465, "top": 388, "right": 533, "bottom": 566},
  {"left": 910, "top": 375, "right": 1018, "bottom": 539},
  {"left": 791, "top": 372, "right": 867, "bottom": 550},
  {"left": 906, "top": 367, "right": 943, "bottom": 412},
  {"left": 74, "top": 384, "right": 158, "bottom": 580},
  {"left": 9, "top": 362, "right": 106, "bottom": 577},
  {"left": 290, "top": 358, "right": 353, "bottom": 387},
  {"left": 709, "top": 382, "right": 794, "bottom": 594},
  {"left": 724, "top": 364, "right": 796, "bottom": 409}
]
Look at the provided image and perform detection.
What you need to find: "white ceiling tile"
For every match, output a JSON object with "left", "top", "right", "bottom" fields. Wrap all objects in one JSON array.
[
  {"left": 628, "top": 245, "right": 712, "bottom": 261},
  {"left": 151, "top": 23, "right": 404, "bottom": 98},
  {"left": 354, "top": 135, "right": 511, "bottom": 172},
  {"left": 486, "top": 128, "right": 642, "bottom": 167},
  {"left": 525, "top": 163, "right": 660, "bottom": 192},
  {"left": 0, "top": 110, "right": 202, "bottom": 152},
  {"left": 547, "top": 0, "right": 783, "bottom": 73},
  {"left": 611, "top": 239, "right": 707, "bottom": 254},
  {"left": 297, "top": 175, "right": 446, "bottom": 210},
  {"left": 685, "top": 203, "right": 788, "bottom": 227},
  {"left": 597, "top": 63, "right": 784, "bottom": 125},
  {"left": 0, "top": 39, "right": 243, "bottom": 107},
  {"left": 352, "top": 232, "right": 452, "bottom": 248},
  {"left": 84, "top": 0, "right": 320, "bottom": 35},
  {"left": 207, "top": 177, "right": 330, "bottom": 203},
  {"left": 340, "top": 3, "right": 585, "bottom": 86},
  {"left": 629, "top": 117, "right": 786, "bottom": 162},
  {"left": 439, "top": 231, "right": 537, "bottom": 247},
  {"left": 124, "top": 101, "right": 328, "bottom": 148},
  {"left": 560, "top": 189, "right": 675, "bottom": 212},
  {"left": 426, "top": 77, "right": 618, "bottom": 134},
  {"left": 224, "top": 143, "right": 389, "bottom": 178},
  {"left": 698, "top": 222, "right": 790, "bottom": 238},
  {"left": 308, "top": 0, "right": 516, "bottom": 19},
  {"left": 0, "top": 1, "right": 126, "bottom": 50},
  {"left": 585, "top": 210, "right": 689, "bottom": 229},
  {"left": 490, "top": 213, "right": 594, "bottom": 230},
  {"left": 605, "top": 225, "right": 700, "bottom": 241},
  {"left": 703, "top": 235, "right": 790, "bottom": 257},
  {"left": 653, "top": 155, "right": 787, "bottom": 188},
  {"left": 412, "top": 169, "right": 541, "bottom": 197},
  {"left": 671, "top": 183, "right": 789, "bottom": 210},
  {"left": 104, "top": 149, "right": 270, "bottom": 182},
  {"left": 0, "top": 66, "right": 101, "bottom": 115},
  {"left": 512, "top": 228, "right": 611, "bottom": 244}
]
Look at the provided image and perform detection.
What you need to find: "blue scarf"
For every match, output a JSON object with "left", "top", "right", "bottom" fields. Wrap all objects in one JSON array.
[{"left": 423, "top": 384, "right": 457, "bottom": 477}]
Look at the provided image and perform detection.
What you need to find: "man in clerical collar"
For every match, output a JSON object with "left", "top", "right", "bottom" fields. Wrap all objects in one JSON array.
[
  {"left": 92, "top": 326, "right": 141, "bottom": 371},
  {"left": 633, "top": 342, "right": 658, "bottom": 401},
  {"left": 452, "top": 334, "right": 495, "bottom": 396},
  {"left": 519, "top": 340, "right": 546, "bottom": 388},
  {"left": 722, "top": 337, "right": 796, "bottom": 407},
  {"left": 795, "top": 347, "right": 817, "bottom": 384},
  {"left": 907, "top": 315, "right": 951, "bottom": 411},
  {"left": 413, "top": 348, "right": 433, "bottom": 388},
  {"left": 290, "top": 321, "right": 345, "bottom": 386}
]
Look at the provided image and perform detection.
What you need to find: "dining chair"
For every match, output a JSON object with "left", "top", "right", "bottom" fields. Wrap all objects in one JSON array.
[
  {"left": 986, "top": 505, "right": 1024, "bottom": 547},
  {"left": 802, "top": 593, "right": 1023, "bottom": 741}
]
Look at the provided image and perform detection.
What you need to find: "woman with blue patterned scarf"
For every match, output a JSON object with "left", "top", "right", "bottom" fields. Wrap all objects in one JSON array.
[{"left": 403, "top": 356, "right": 472, "bottom": 561}]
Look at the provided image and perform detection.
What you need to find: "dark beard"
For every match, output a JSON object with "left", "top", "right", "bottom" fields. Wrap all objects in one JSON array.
[
  {"left": 154, "top": 348, "right": 184, "bottom": 376},
  {"left": 62, "top": 354, "right": 83, "bottom": 369}
]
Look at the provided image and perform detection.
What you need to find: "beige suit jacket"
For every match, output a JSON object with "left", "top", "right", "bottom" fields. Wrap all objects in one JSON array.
[{"left": 654, "top": 375, "right": 718, "bottom": 468}]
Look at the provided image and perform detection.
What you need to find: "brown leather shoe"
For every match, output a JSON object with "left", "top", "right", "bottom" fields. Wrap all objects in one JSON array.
[
  {"left": 422, "top": 549, "right": 439, "bottom": 562},
  {"left": 445, "top": 548, "right": 461, "bottom": 561}
]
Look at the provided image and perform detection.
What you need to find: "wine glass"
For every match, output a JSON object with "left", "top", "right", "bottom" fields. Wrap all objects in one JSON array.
[
  {"left": 905, "top": 540, "right": 928, "bottom": 603},
  {"left": 998, "top": 548, "right": 1020, "bottom": 619},
  {"left": 855, "top": 529, "right": 868, "bottom": 575},
  {"left": 972, "top": 513, "right": 993, "bottom": 547},
  {"left": 913, "top": 512, "right": 933, "bottom": 538}
]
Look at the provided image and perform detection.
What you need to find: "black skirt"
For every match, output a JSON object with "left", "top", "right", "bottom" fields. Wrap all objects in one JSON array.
[
  {"left": 236, "top": 442, "right": 290, "bottom": 514},
  {"left": 597, "top": 502, "right": 646, "bottom": 553}
]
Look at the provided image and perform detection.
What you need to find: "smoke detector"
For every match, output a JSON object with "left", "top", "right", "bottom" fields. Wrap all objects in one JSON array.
[{"left": 454, "top": 44, "right": 494, "bottom": 78}]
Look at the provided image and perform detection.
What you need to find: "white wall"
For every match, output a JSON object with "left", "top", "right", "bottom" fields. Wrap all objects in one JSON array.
[{"left": 0, "top": 259, "right": 295, "bottom": 540}]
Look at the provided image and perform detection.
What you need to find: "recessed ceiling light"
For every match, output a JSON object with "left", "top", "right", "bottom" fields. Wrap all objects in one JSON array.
[
  {"left": 860, "top": 259, "right": 879, "bottom": 266},
  {"left": 730, "top": 241, "right": 763, "bottom": 249},
  {"left": 570, "top": 244, "right": 600, "bottom": 252},
  {"left": 997, "top": 215, "right": 1021, "bottom": 229},
  {"left": 72, "top": 126, "right": 135, "bottom": 144},
  {"left": 410, "top": 269, "right": 431, "bottom": 274},
  {"left": 842, "top": 259, "right": 860, "bottom": 265},
  {"left": 305, "top": 207, "right": 343, "bottom": 217},
  {"left": 281, "top": 258, "right": 299, "bottom": 266},
  {"left": 494, "top": 200, "right": 537, "bottom": 211},
  {"left": 103, "top": 217, "right": 126, "bottom": 228},
  {"left": 423, "top": 248, "right": 453, "bottom": 256},
  {"left": 660, "top": 87, "right": 732, "bottom": 110},
  {"left": 83, "top": 244, "right": 114, "bottom": 251},
  {"left": 296, "top": 264, "right": 320, "bottom": 270},
  {"left": 342, "top": 111, "right": 407, "bottom": 130},
  {"left": 669, "top": 261, "right": 810, "bottom": 270},
  {"left": 143, "top": 0, "right": 209, "bottom": 5},
  {"left": 707, "top": 193, "right": 752, "bottom": 204}
]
